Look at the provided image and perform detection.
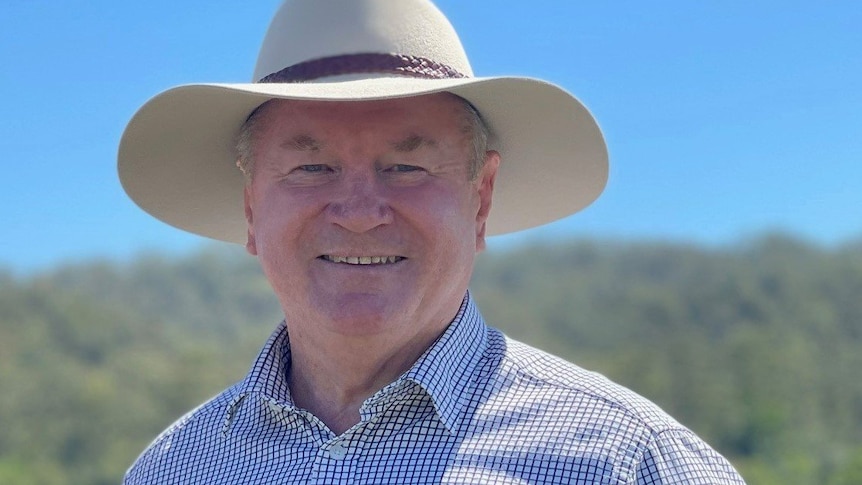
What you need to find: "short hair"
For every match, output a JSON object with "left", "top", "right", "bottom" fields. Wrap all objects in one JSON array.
[{"left": 235, "top": 95, "right": 490, "bottom": 182}]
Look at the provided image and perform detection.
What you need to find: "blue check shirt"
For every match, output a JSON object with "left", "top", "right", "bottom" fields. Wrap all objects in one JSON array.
[{"left": 125, "top": 294, "right": 745, "bottom": 484}]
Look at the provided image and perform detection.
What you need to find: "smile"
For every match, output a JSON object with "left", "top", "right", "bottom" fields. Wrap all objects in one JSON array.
[{"left": 321, "top": 255, "right": 405, "bottom": 265}]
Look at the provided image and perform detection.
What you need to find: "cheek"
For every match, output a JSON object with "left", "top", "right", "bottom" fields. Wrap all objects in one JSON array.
[
  {"left": 251, "top": 188, "right": 322, "bottom": 253},
  {"left": 394, "top": 178, "right": 478, "bottom": 218},
  {"left": 394, "top": 183, "right": 480, "bottom": 250}
]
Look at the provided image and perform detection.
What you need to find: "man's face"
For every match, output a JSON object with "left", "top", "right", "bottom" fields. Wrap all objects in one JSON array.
[{"left": 243, "top": 93, "right": 498, "bottom": 342}]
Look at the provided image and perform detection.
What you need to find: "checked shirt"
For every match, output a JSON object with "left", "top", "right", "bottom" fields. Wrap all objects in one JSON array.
[{"left": 125, "top": 294, "right": 745, "bottom": 484}]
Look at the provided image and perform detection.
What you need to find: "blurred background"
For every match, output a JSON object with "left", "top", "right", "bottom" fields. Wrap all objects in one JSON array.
[{"left": 1, "top": 1, "right": 860, "bottom": 483}]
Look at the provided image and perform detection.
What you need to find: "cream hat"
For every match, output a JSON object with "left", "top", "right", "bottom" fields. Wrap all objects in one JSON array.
[{"left": 118, "top": 0, "right": 608, "bottom": 243}]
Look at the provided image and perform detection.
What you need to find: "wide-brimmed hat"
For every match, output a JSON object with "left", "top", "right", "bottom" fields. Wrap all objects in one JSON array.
[{"left": 118, "top": 0, "right": 608, "bottom": 244}]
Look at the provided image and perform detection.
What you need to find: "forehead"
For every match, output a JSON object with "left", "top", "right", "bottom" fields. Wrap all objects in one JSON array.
[{"left": 252, "top": 92, "right": 469, "bottom": 138}]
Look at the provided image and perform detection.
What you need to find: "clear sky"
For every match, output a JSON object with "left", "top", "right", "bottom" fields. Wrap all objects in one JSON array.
[{"left": 1, "top": 1, "right": 860, "bottom": 273}]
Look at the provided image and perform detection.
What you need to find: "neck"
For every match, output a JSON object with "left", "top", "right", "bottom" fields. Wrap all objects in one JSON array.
[{"left": 286, "top": 324, "right": 447, "bottom": 435}]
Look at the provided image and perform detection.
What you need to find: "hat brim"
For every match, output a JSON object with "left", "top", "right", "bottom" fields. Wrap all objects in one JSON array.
[{"left": 118, "top": 76, "right": 608, "bottom": 243}]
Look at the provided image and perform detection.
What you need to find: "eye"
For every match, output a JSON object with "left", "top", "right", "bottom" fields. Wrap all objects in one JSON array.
[
  {"left": 380, "top": 163, "right": 427, "bottom": 186},
  {"left": 297, "top": 164, "right": 331, "bottom": 173},
  {"left": 279, "top": 164, "right": 338, "bottom": 186},
  {"left": 387, "top": 164, "right": 423, "bottom": 173}
]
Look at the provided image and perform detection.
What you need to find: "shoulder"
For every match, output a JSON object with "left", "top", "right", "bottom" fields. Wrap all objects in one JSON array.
[
  {"left": 481, "top": 328, "right": 681, "bottom": 433},
  {"left": 123, "top": 383, "right": 242, "bottom": 485},
  {"left": 467, "top": 328, "right": 745, "bottom": 483}
]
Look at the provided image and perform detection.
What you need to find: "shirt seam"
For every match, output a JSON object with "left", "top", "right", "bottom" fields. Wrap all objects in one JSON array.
[{"left": 500, "top": 343, "right": 679, "bottom": 438}]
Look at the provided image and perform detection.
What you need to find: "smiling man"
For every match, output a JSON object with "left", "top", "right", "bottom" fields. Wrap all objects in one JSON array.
[
  {"left": 118, "top": 0, "right": 745, "bottom": 483},
  {"left": 240, "top": 95, "right": 498, "bottom": 434}
]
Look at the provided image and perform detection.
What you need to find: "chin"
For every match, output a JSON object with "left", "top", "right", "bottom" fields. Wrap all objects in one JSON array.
[{"left": 312, "top": 293, "right": 409, "bottom": 336}]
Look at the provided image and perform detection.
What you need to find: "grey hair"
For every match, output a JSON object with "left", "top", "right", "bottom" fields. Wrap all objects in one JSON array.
[
  {"left": 234, "top": 104, "right": 267, "bottom": 182},
  {"left": 460, "top": 99, "right": 491, "bottom": 180},
  {"left": 235, "top": 95, "right": 491, "bottom": 182}
]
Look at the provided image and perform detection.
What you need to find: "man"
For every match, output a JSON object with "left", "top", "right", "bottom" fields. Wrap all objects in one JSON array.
[{"left": 119, "top": 0, "right": 746, "bottom": 483}]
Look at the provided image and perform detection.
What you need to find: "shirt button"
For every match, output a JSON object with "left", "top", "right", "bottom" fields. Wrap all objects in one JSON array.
[{"left": 328, "top": 442, "right": 348, "bottom": 460}]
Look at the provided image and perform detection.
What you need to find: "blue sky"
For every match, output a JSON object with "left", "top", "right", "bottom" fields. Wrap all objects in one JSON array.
[{"left": 1, "top": 1, "right": 860, "bottom": 273}]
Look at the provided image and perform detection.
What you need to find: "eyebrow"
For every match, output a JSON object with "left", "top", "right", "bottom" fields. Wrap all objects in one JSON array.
[
  {"left": 392, "top": 134, "right": 436, "bottom": 152},
  {"left": 280, "top": 134, "right": 322, "bottom": 151}
]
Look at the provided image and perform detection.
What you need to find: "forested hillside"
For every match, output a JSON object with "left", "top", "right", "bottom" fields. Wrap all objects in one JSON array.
[{"left": 1, "top": 234, "right": 861, "bottom": 484}]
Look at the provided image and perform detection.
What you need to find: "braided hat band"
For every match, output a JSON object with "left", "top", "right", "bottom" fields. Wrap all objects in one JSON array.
[{"left": 258, "top": 53, "right": 469, "bottom": 83}]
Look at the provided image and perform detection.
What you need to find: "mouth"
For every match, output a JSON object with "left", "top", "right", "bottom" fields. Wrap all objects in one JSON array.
[{"left": 320, "top": 255, "right": 406, "bottom": 265}]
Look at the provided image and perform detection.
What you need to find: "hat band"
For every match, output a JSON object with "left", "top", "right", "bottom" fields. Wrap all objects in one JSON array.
[{"left": 258, "top": 53, "right": 469, "bottom": 83}]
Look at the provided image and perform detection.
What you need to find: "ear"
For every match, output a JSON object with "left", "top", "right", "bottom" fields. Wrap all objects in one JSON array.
[
  {"left": 475, "top": 150, "right": 500, "bottom": 252},
  {"left": 243, "top": 185, "right": 258, "bottom": 256}
]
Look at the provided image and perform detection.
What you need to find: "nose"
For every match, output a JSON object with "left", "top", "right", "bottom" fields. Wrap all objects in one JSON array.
[{"left": 326, "top": 171, "right": 393, "bottom": 233}]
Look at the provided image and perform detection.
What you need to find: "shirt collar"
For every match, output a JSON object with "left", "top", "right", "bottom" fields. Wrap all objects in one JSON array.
[
  {"left": 232, "top": 292, "right": 488, "bottom": 433},
  {"left": 236, "top": 320, "right": 293, "bottom": 404},
  {"left": 399, "top": 292, "right": 488, "bottom": 433}
]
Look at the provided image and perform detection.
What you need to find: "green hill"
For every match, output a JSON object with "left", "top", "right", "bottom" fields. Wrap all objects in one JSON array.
[{"left": 1, "top": 234, "right": 860, "bottom": 484}]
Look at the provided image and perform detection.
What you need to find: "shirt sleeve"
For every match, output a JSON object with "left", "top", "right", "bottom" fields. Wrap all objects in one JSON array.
[{"left": 635, "top": 428, "right": 746, "bottom": 484}]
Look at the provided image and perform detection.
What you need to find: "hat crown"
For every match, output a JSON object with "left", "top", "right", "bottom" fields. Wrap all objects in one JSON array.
[{"left": 253, "top": 0, "right": 473, "bottom": 82}]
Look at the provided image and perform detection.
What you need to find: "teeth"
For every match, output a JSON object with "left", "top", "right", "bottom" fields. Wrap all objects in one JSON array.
[{"left": 324, "top": 255, "right": 403, "bottom": 265}]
